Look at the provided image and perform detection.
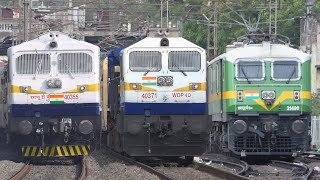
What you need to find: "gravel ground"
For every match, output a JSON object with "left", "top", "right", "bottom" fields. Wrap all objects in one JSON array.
[
  {"left": 247, "top": 164, "right": 296, "bottom": 180},
  {"left": 0, "top": 142, "right": 25, "bottom": 179},
  {"left": 86, "top": 148, "right": 159, "bottom": 180},
  {"left": 155, "top": 166, "right": 226, "bottom": 180},
  {"left": 24, "top": 164, "right": 79, "bottom": 180}
]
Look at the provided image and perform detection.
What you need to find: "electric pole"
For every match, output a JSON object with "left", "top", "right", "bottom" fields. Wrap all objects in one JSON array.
[
  {"left": 206, "top": 0, "right": 218, "bottom": 56},
  {"left": 305, "top": 0, "right": 314, "bottom": 54},
  {"left": 23, "top": 0, "right": 29, "bottom": 42}
]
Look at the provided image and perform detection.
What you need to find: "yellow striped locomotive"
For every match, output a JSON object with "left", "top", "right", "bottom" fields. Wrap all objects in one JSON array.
[
  {"left": 2, "top": 32, "right": 101, "bottom": 157},
  {"left": 105, "top": 29, "right": 211, "bottom": 160}
]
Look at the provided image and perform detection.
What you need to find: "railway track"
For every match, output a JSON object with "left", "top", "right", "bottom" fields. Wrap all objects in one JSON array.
[
  {"left": 9, "top": 157, "right": 88, "bottom": 180},
  {"left": 10, "top": 162, "right": 32, "bottom": 180}
]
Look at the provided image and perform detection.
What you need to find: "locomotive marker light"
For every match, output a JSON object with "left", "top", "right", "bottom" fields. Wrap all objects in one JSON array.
[
  {"left": 47, "top": 79, "right": 54, "bottom": 88},
  {"left": 232, "top": 120, "right": 247, "bottom": 134},
  {"left": 54, "top": 79, "right": 62, "bottom": 88},
  {"left": 132, "top": 83, "right": 139, "bottom": 90},
  {"left": 22, "top": 86, "right": 29, "bottom": 93},
  {"left": 157, "top": 76, "right": 173, "bottom": 86},
  {"left": 294, "top": 90, "right": 300, "bottom": 101},
  {"left": 292, "top": 120, "right": 306, "bottom": 134},
  {"left": 261, "top": 90, "right": 276, "bottom": 105},
  {"left": 80, "top": 85, "right": 86, "bottom": 92},
  {"left": 237, "top": 91, "right": 243, "bottom": 101},
  {"left": 47, "top": 79, "right": 62, "bottom": 88},
  {"left": 192, "top": 83, "right": 199, "bottom": 90}
]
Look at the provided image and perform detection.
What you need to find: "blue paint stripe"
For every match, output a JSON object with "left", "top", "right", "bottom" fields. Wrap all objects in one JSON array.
[
  {"left": 123, "top": 103, "right": 207, "bottom": 115},
  {"left": 11, "top": 103, "right": 100, "bottom": 117}
]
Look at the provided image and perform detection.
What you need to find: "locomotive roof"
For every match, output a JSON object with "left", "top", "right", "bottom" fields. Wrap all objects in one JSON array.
[
  {"left": 124, "top": 37, "right": 205, "bottom": 51},
  {"left": 208, "top": 42, "right": 310, "bottom": 65},
  {"left": 8, "top": 31, "right": 99, "bottom": 53}
]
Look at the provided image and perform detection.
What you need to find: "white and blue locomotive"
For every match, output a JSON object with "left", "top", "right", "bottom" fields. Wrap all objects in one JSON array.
[
  {"left": 2, "top": 32, "right": 101, "bottom": 157},
  {"left": 106, "top": 29, "right": 211, "bottom": 159}
]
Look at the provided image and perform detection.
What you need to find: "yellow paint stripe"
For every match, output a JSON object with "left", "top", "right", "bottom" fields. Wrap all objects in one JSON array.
[
  {"left": 22, "top": 147, "right": 25, "bottom": 153},
  {"left": 37, "top": 147, "right": 42, "bottom": 156},
  {"left": 301, "top": 91, "right": 311, "bottom": 99},
  {"left": 31, "top": 147, "right": 37, "bottom": 156},
  {"left": 81, "top": 145, "right": 88, "bottom": 155},
  {"left": 44, "top": 146, "right": 50, "bottom": 156},
  {"left": 124, "top": 82, "right": 157, "bottom": 91},
  {"left": 11, "top": 85, "right": 46, "bottom": 94},
  {"left": 69, "top": 146, "right": 75, "bottom": 156},
  {"left": 173, "top": 83, "right": 206, "bottom": 91},
  {"left": 208, "top": 91, "right": 237, "bottom": 101},
  {"left": 49, "top": 146, "right": 55, "bottom": 157},
  {"left": 75, "top": 146, "right": 82, "bottom": 155},
  {"left": 64, "top": 83, "right": 100, "bottom": 93},
  {"left": 270, "top": 91, "right": 294, "bottom": 110},
  {"left": 88, "top": 145, "right": 90, "bottom": 151},
  {"left": 56, "top": 146, "right": 63, "bottom": 156},
  {"left": 62, "top": 146, "right": 69, "bottom": 156},
  {"left": 25, "top": 147, "right": 31, "bottom": 157},
  {"left": 253, "top": 99, "right": 269, "bottom": 111}
]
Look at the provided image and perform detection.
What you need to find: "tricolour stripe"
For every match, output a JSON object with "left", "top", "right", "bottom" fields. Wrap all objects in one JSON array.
[
  {"left": 50, "top": 101, "right": 64, "bottom": 104},
  {"left": 49, "top": 94, "right": 64, "bottom": 98},
  {"left": 142, "top": 82, "right": 157, "bottom": 86},
  {"left": 142, "top": 77, "right": 156, "bottom": 80}
]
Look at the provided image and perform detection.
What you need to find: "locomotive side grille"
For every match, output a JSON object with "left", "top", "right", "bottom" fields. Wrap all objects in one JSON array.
[
  {"left": 16, "top": 54, "right": 51, "bottom": 74},
  {"left": 233, "top": 136, "right": 292, "bottom": 153},
  {"left": 58, "top": 53, "right": 93, "bottom": 73}
]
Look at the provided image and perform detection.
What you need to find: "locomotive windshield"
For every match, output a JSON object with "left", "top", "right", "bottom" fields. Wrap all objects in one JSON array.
[
  {"left": 236, "top": 59, "right": 264, "bottom": 81},
  {"left": 272, "top": 60, "right": 299, "bottom": 81},
  {"left": 129, "top": 51, "right": 161, "bottom": 72},
  {"left": 168, "top": 51, "right": 201, "bottom": 72},
  {"left": 16, "top": 54, "right": 50, "bottom": 74}
]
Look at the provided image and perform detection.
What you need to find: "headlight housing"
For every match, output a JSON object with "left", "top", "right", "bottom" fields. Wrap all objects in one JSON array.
[
  {"left": 80, "top": 85, "right": 86, "bottom": 92},
  {"left": 157, "top": 76, "right": 173, "bottom": 86},
  {"left": 232, "top": 120, "right": 247, "bottom": 134},
  {"left": 292, "top": 120, "right": 306, "bottom": 134},
  {"left": 261, "top": 91, "right": 276, "bottom": 100},
  {"left": 47, "top": 79, "right": 62, "bottom": 89},
  {"left": 21, "top": 86, "right": 29, "bottom": 93},
  {"left": 130, "top": 83, "right": 141, "bottom": 90}
]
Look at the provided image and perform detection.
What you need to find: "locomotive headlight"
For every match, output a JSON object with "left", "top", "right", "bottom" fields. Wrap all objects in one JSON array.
[
  {"left": 232, "top": 120, "right": 247, "bottom": 134},
  {"left": 237, "top": 91, "right": 243, "bottom": 102},
  {"left": 80, "top": 85, "right": 86, "bottom": 91},
  {"left": 268, "top": 91, "right": 275, "bottom": 99},
  {"left": 294, "top": 90, "right": 300, "bottom": 101},
  {"left": 165, "top": 76, "right": 173, "bottom": 86},
  {"left": 262, "top": 91, "right": 269, "bottom": 99},
  {"left": 157, "top": 76, "right": 166, "bottom": 86},
  {"left": 192, "top": 84, "right": 199, "bottom": 90},
  {"left": 47, "top": 79, "right": 54, "bottom": 88},
  {"left": 21, "top": 86, "right": 29, "bottom": 93},
  {"left": 54, "top": 79, "right": 62, "bottom": 88},
  {"left": 292, "top": 120, "right": 306, "bottom": 134}
]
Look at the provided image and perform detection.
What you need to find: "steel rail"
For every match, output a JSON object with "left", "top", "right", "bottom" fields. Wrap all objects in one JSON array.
[
  {"left": 109, "top": 150, "right": 173, "bottom": 180},
  {"left": 10, "top": 162, "right": 32, "bottom": 180},
  {"left": 194, "top": 161, "right": 250, "bottom": 180},
  {"left": 270, "top": 160, "right": 312, "bottom": 180},
  {"left": 78, "top": 157, "right": 88, "bottom": 180}
]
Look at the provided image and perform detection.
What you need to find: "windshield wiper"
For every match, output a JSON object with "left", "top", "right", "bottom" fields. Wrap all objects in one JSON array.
[
  {"left": 33, "top": 59, "right": 43, "bottom": 80},
  {"left": 173, "top": 62, "right": 187, "bottom": 76},
  {"left": 143, "top": 69, "right": 150, "bottom": 76},
  {"left": 66, "top": 64, "right": 75, "bottom": 79},
  {"left": 286, "top": 67, "right": 296, "bottom": 84},
  {"left": 241, "top": 67, "right": 251, "bottom": 84}
]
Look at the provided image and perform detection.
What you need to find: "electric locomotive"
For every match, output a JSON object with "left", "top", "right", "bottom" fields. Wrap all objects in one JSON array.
[
  {"left": 105, "top": 29, "right": 211, "bottom": 159},
  {"left": 208, "top": 34, "right": 311, "bottom": 157},
  {"left": 3, "top": 32, "right": 101, "bottom": 157}
]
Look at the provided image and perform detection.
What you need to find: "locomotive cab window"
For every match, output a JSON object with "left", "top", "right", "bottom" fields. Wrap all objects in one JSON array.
[
  {"left": 16, "top": 54, "right": 51, "bottom": 74},
  {"left": 236, "top": 59, "right": 264, "bottom": 81},
  {"left": 168, "top": 51, "right": 201, "bottom": 72},
  {"left": 58, "top": 53, "right": 93, "bottom": 73},
  {"left": 271, "top": 59, "right": 300, "bottom": 81},
  {"left": 129, "top": 51, "right": 161, "bottom": 72}
]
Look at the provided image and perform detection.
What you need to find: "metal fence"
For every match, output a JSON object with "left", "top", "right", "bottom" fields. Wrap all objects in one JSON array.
[{"left": 311, "top": 116, "right": 320, "bottom": 148}]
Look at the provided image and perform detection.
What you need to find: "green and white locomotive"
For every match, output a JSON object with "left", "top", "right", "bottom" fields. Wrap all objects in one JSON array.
[{"left": 208, "top": 35, "right": 311, "bottom": 157}]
